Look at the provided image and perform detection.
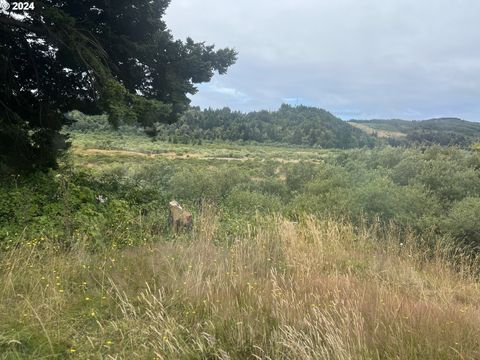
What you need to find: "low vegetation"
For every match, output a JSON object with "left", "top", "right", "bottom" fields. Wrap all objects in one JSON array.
[
  {"left": 1, "top": 127, "right": 480, "bottom": 358},
  {"left": 2, "top": 131, "right": 480, "bottom": 252},
  {"left": 1, "top": 210, "right": 479, "bottom": 359}
]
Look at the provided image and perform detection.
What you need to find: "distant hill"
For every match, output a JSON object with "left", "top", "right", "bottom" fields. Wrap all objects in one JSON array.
[
  {"left": 154, "top": 105, "right": 377, "bottom": 148},
  {"left": 349, "top": 118, "right": 480, "bottom": 146},
  {"left": 68, "top": 107, "right": 480, "bottom": 149}
]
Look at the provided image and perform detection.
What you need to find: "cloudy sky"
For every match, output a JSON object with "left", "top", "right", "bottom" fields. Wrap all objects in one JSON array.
[{"left": 165, "top": 0, "right": 480, "bottom": 120}]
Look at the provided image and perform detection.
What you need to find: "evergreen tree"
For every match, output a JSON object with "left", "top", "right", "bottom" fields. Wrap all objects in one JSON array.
[{"left": 0, "top": 0, "right": 237, "bottom": 172}]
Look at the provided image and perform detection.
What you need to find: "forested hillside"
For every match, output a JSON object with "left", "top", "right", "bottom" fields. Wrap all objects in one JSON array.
[
  {"left": 152, "top": 105, "right": 377, "bottom": 148},
  {"left": 350, "top": 118, "right": 480, "bottom": 146},
  {"left": 68, "top": 107, "right": 480, "bottom": 149}
]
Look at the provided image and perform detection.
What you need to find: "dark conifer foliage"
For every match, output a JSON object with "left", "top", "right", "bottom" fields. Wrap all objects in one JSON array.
[
  {"left": 155, "top": 105, "right": 377, "bottom": 148},
  {"left": 0, "top": 0, "right": 237, "bottom": 172}
]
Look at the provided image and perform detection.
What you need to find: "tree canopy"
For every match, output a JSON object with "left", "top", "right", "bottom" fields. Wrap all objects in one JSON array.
[
  {"left": 0, "top": 0, "right": 237, "bottom": 172},
  {"left": 153, "top": 105, "right": 377, "bottom": 148}
]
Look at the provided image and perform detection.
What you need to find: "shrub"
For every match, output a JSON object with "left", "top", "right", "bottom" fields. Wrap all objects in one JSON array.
[{"left": 442, "top": 197, "right": 480, "bottom": 250}]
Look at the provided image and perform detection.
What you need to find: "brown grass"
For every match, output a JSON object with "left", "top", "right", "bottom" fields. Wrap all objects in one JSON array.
[
  {"left": 74, "top": 147, "right": 323, "bottom": 164},
  {"left": 349, "top": 122, "right": 407, "bottom": 139},
  {"left": 1, "top": 210, "right": 479, "bottom": 359}
]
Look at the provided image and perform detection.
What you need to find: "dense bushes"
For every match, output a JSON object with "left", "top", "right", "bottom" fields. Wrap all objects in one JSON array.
[
  {"left": 0, "top": 171, "right": 168, "bottom": 250},
  {"left": 442, "top": 197, "right": 480, "bottom": 250},
  {"left": 1, "top": 143, "right": 480, "bottom": 252}
]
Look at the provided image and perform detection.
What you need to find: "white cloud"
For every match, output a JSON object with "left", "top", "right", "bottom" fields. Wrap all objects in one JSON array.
[
  {"left": 166, "top": 0, "right": 480, "bottom": 120},
  {"left": 203, "top": 81, "right": 251, "bottom": 103}
]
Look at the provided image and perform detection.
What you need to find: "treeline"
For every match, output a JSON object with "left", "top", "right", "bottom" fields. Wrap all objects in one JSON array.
[
  {"left": 351, "top": 118, "right": 480, "bottom": 146},
  {"left": 153, "top": 105, "right": 377, "bottom": 148},
  {"left": 67, "top": 106, "right": 480, "bottom": 149}
]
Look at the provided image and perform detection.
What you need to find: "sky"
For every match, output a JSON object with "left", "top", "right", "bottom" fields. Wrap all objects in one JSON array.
[{"left": 165, "top": 0, "right": 480, "bottom": 121}]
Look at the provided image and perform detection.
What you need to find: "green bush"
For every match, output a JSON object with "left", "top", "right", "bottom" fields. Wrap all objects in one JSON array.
[
  {"left": 224, "top": 189, "right": 282, "bottom": 215},
  {"left": 442, "top": 197, "right": 480, "bottom": 250},
  {"left": 2, "top": 137, "right": 480, "bottom": 253},
  {"left": 285, "top": 162, "right": 319, "bottom": 192},
  {"left": 169, "top": 166, "right": 249, "bottom": 203}
]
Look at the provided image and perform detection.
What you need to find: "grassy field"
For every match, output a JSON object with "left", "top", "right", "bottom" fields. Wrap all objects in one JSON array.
[
  {"left": 70, "top": 131, "right": 333, "bottom": 164},
  {"left": 1, "top": 131, "right": 480, "bottom": 359},
  {"left": 2, "top": 212, "right": 479, "bottom": 359}
]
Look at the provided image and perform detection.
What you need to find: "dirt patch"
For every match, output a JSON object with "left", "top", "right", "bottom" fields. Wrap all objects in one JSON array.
[
  {"left": 76, "top": 148, "right": 204, "bottom": 159},
  {"left": 162, "top": 152, "right": 205, "bottom": 159},
  {"left": 79, "top": 148, "right": 156, "bottom": 158}
]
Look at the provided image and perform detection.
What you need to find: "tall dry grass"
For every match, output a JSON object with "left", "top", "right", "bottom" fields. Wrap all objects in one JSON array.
[{"left": 1, "top": 207, "right": 479, "bottom": 359}]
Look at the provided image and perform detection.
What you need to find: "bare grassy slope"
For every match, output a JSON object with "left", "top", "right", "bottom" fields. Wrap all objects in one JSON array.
[
  {"left": 1, "top": 208, "right": 479, "bottom": 359},
  {"left": 348, "top": 122, "right": 407, "bottom": 139}
]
